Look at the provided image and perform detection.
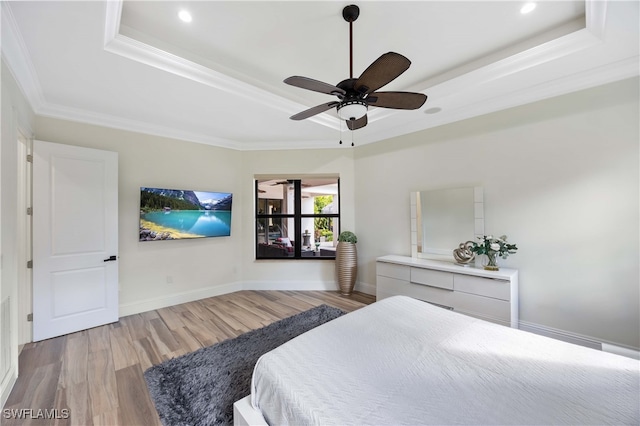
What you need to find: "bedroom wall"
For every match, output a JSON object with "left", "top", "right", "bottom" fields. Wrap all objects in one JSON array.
[
  {"left": 34, "top": 118, "right": 244, "bottom": 315},
  {"left": 34, "top": 118, "right": 360, "bottom": 314},
  {"left": 353, "top": 77, "right": 640, "bottom": 350},
  {"left": 238, "top": 148, "right": 357, "bottom": 290},
  {"left": 1, "top": 60, "right": 35, "bottom": 405}
]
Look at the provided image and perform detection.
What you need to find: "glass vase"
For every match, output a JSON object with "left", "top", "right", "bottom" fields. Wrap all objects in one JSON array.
[{"left": 484, "top": 252, "right": 499, "bottom": 271}]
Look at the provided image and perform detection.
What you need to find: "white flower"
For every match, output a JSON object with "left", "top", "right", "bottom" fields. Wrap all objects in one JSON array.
[{"left": 490, "top": 242, "right": 501, "bottom": 251}]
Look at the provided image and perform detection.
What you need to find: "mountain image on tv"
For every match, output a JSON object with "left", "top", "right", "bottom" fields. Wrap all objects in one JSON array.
[{"left": 139, "top": 187, "right": 232, "bottom": 241}]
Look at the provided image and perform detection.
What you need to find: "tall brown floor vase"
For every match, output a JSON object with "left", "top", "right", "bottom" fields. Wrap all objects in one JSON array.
[{"left": 336, "top": 242, "right": 357, "bottom": 295}]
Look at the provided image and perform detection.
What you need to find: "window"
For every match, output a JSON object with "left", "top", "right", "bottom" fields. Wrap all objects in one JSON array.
[{"left": 255, "top": 177, "right": 340, "bottom": 259}]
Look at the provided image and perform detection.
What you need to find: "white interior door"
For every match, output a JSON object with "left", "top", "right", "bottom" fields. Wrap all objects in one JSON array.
[{"left": 32, "top": 140, "right": 118, "bottom": 341}]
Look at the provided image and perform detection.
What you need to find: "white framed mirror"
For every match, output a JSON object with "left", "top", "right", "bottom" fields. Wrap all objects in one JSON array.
[{"left": 411, "top": 187, "right": 484, "bottom": 260}]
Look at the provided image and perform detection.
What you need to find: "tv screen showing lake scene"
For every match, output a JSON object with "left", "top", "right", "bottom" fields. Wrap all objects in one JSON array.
[{"left": 139, "top": 187, "right": 232, "bottom": 241}]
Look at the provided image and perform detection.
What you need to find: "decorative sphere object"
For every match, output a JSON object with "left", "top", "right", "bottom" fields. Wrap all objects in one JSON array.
[{"left": 453, "top": 241, "right": 476, "bottom": 265}]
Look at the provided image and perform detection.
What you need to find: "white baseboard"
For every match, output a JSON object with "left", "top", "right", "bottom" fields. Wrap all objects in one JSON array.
[
  {"left": 602, "top": 343, "right": 640, "bottom": 360},
  {"left": 241, "top": 280, "right": 376, "bottom": 296},
  {"left": 518, "top": 320, "right": 602, "bottom": 350},
  {"left": 355, "top": 281, "right": 376, "bottom": 296},
  {"left": 118, "top": 282, "right": 242, "bottom": 317},
  {"left": 519, "top": 321, "right": 640, "bottom": 359},
  {"left": 1, "top": 367, "right": 17, "bottom": 408},
  {"left": 242, "top": 280, "right": 336, "bottom": 291}
]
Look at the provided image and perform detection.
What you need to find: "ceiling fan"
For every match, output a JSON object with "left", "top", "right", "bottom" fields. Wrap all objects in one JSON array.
[{"left": 284, "top": 4, "right": 427, "bottom": 131}]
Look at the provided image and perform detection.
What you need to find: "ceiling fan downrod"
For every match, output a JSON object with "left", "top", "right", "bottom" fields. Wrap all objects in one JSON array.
[{"left": 342, "top": 5, "right": 360, "bottom": 79}]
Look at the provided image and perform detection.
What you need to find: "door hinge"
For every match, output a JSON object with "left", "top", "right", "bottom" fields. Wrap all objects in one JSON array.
[
  {"left": 27, "top": 260, "right": 33, "bottom": 269},
  {"left": 26, "top": 154, "right": 33, "bottom": 163},
  {"left": 27, "top": 313, "right": 33, "bottom": 322},
  {"left": 27, "top": 207, "right": 32, "bottom": 215}
]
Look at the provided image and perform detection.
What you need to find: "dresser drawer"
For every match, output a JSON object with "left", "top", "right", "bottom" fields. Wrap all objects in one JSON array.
[
  {"left": 406, "top": 283, "right": 455, "bottom": 309},
  {"left": 454, "top": 291, "right": 510, "bottom": 322},
  {"left": 454, "top": 274, "right": 510, "bottom": 301},
  {"left": 376, "top": 275, "right": 408, "bottom": 300},
  {"left": 376, "top": 274, "right": 455, "bottom": 308},
  {"left": 377, "top": 262, "right": 410, "bottom": 281},
  {"left": 410, "top": 267, "right": 453, "bottom": 290}
]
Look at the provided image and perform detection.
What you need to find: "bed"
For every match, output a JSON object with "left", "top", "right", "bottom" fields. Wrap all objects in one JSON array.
[{"left": 234, "top": 296, "right": 639, "bottom": 425}]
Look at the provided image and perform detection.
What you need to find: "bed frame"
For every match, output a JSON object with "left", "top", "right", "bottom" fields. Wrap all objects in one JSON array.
[{"left": 233, "top": 395, "right": 267, "bottom": 426}]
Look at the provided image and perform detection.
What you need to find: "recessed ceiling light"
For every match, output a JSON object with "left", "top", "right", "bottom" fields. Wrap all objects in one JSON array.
[
  {"left": 520, "top": 2, "right": 536, "bottom": 14},
  {"left": 178, "top": 10, "right": 192, "bottom": 23}
]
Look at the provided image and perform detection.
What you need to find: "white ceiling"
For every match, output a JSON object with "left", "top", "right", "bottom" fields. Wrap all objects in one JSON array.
[{"left": 2, "top": 1, "right": 638, "bottom": 150}]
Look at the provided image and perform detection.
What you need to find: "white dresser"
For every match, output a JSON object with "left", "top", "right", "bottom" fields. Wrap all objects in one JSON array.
[{"left": 377, "top": 255, "right": 518, "bottom": 328}]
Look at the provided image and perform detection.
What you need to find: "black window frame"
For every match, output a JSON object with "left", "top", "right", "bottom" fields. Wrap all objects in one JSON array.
[{"left": 255, "top": 178, "right": 340, "bottom": 260}]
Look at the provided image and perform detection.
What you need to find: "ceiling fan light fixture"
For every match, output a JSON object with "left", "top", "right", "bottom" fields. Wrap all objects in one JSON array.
[{"left": 337, "top": 99, "right": 367, "bottom": 120}]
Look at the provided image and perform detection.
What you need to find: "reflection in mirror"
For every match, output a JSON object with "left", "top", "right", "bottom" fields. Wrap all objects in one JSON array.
[{"left": 411, "top": 187, "right": 484, "bottom": 260}]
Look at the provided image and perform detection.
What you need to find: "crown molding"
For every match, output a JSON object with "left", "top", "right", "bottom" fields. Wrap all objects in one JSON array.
[
  {"left": 1, "top": 2, "right": 47, "bottom": 111},
  {"left": 36, "top": 101, "right": 239, "bottom": 150}
]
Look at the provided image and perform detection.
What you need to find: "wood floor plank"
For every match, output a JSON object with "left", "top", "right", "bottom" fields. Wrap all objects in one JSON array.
[
  {"left": 5, "top": 361, "right": 61, "bottom": 415},
  {"left": 201, "top": 309, "right": 244, "bottom": 339},
  {"left": 115, "top": 365, "right": 161, "bottom": 426},
  {"left": 65, "top": 382, "right": 92, "bottom": 426},
  {"left": 16, "top": 335, "right": 67, "bottom": 375},
  {"left": 120, "top": 313, "right": 152, "bottom": 341},
  {"left": 60, "top": 334, "right": 88, "bottom": 388},
  {"left": 170, "top": 326, "right": 203, "bottom": 354},
  {"left": 139, "top": 309, "right": 160, "bottom": 321},
  {"left": 179, "top": 311, "right": 224, "bottom": 346},
  {"left": 148, "top": 317, "right": 181, "bottom": 354},
  {"left": 132, "top": 337, "right": 164, "bottom": 372},
  {"left": 201, "top": 300, "right": 247, "bottom": 331},
  {"left": 3, "top": 291, "right": 375, "bottom": 425},
  {"left": 109, "top": 326, "right": 138, "bottom": 371},
  {"left": 87, "top": 348, "right": 118, "bottom": 418},
  {"left": 92, "top": 409, "right": 121, "bottom": 426},
  {"left": 156, "top": 306, "right": 187, "bottom": 330},
  {"left": 86, "top": 325, "right": 111, "bottom": 354},
  {"left": 52, "top": 387, "right": 71, "bottom": 426},
  {"left": 180, "top": 300, "right": 213, "bottom": 322}
]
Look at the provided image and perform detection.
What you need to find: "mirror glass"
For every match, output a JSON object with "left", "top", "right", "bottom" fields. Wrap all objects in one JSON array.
[{"left": 411, "top": 187, "right": 484, "bottom": 260}]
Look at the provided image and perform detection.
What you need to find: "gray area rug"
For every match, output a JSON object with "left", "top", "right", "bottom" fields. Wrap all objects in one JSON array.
[{"left": 144, "top": 304, "right": 345, "bottom": 426}]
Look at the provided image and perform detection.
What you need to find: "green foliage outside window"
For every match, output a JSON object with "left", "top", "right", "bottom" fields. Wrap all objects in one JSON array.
[{"left": 314, "top": 195, "right": 334, "bottom": 241}]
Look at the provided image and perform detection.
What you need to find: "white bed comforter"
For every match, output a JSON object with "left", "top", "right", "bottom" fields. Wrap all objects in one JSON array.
[{"left": 251, "top": 296, "right": 639, "bottom": 425}]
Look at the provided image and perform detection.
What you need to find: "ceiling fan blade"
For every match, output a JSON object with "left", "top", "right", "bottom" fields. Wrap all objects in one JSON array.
[
  {"left": 367, "top": 91, "right": 427, "bottom": 110},
  {"left": 346, "top": 115, "right": 367, "bottom": 130},
  {"left": 290, "top": 101, "right": 340, "bottom": 120},
  {"left": 354, "top": 52, "right": 411, "bottom": 95},
  {"left": 284, "top": 76, "right": 346, "bottom": 96}
]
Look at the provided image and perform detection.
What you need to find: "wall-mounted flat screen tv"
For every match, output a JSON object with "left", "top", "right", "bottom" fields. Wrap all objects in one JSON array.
[{"left": 139, "top": 187, "right": 232, "bottom": 241}]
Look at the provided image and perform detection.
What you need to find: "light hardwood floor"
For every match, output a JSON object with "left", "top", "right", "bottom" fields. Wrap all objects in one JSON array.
[{"left": 3, "top": 290, "right": 374, "bottom": 426}]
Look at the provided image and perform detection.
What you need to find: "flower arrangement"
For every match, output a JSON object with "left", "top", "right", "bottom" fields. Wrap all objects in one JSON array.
[
  {"left": 471, "top": 235, "right": 517, "bottom": 270},
  {"left": 471, "top": 235, "right": 518, "bottom": 258}
]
